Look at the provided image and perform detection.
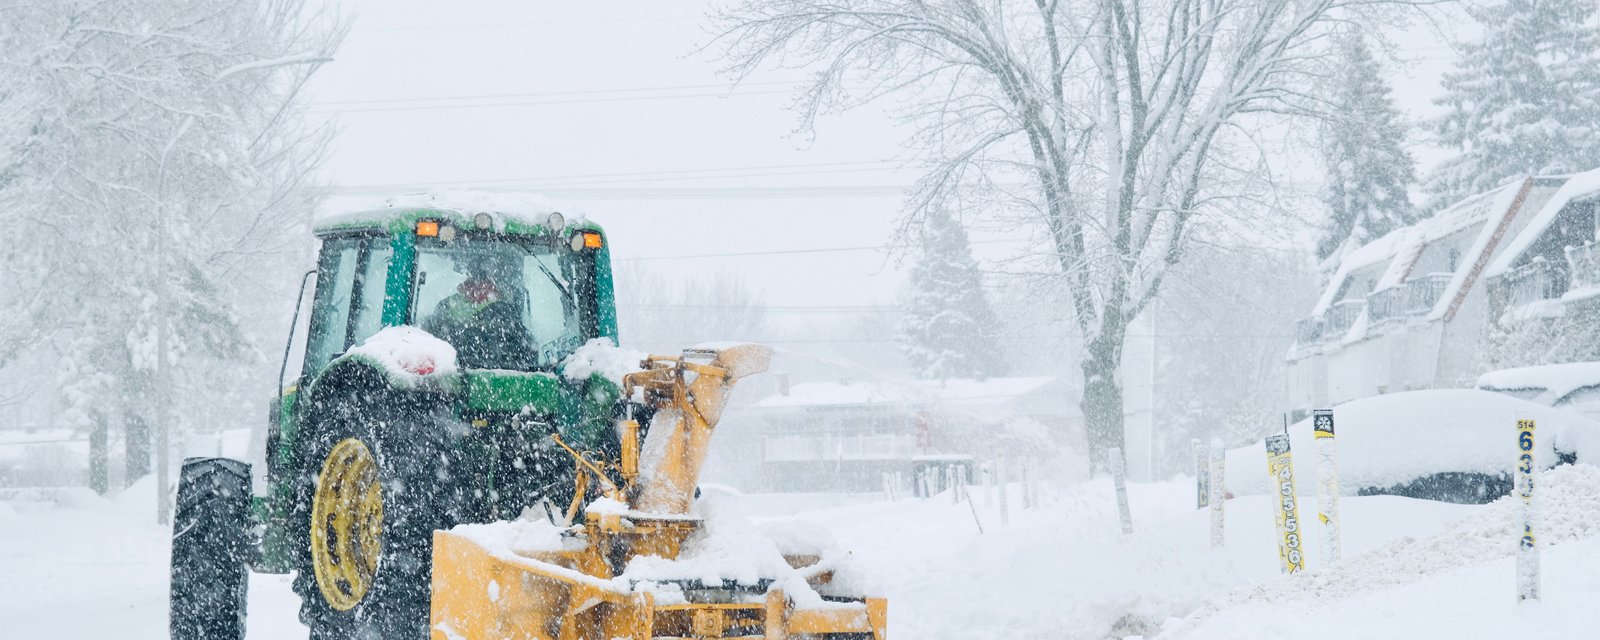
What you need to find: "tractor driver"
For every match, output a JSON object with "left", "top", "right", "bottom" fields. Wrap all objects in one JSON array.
[{"left": 422, "top": 254, "right": 538, "bottom": 370}]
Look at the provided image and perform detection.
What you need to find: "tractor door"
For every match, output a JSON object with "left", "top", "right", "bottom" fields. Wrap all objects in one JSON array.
[{"left": 303, "top": 235, "right": 396, "bottom": 378}]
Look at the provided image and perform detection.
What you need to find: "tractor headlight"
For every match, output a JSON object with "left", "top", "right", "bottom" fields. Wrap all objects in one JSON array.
[
  {"left": 547, "top": 212, "right": 565, "bottom": 233},
  {"left": 473, "top": 212, "right": 493, "bottom": 230},
  {"left": 569, "top": 232, "right": 585, "bottom": 252}
]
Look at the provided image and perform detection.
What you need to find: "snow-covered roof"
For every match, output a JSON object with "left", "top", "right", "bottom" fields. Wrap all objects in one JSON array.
[
  {"left": 313, "top": 190, "right": 595, "bottom": 236},
  {"left": 1476, "top": 361, "right": 1600, "bottom": 405},
  {"left": 1424, "top": 179, "right": 1539, "bottom": 320},
  {"left": 1225, "top": 389, "right": 1600, "bottom": 495},
  {"left": 1486, "top": 168, "right": 1600, "bottom": 278},
  {"left": 751, "top": 376, "right": 1063, "bottom": 411},
  {"left": 0, "top": 428, "right": 84, "bottom": 466},
  {"left": 1313, "top": 181, "right": 1522, "bottom": 318}
]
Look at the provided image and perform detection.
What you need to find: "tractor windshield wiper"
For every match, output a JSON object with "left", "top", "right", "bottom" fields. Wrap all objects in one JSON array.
[{"left": 514, "top": 242, "right": 571, "bottom": 300}]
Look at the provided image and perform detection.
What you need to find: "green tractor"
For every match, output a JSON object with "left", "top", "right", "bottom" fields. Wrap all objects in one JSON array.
[{"left": 170, "top": 202, "right": 633, "bottom": 639}]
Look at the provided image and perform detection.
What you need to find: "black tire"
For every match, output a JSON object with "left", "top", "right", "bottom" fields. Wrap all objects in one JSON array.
[
  {"left": 170, "top": 457, "right": 253, "bottom": 640},
  {"left": 291, "top": 369, "right": 458, "bottom": 640}
]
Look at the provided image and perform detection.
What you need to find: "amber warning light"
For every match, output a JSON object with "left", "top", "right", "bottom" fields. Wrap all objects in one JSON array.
[
  {"left": 415, "top": 220, "right": 440, "bottom": 237},
  {"left": 583, "top": 232, "right": 603, "bottom": 248}
]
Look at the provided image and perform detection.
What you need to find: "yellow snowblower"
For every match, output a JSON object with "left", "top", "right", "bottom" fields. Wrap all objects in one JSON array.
[{"left": 429, "top": 344, "right": 888, "bottom": 640}]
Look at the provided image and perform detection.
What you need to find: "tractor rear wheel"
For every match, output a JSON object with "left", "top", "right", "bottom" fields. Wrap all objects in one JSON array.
[
  {"left": 292, "top": 379, "right": 458, "bottom": 640},
  {"left": 170, "top": 457, "right": 253, "bottom": 640}
]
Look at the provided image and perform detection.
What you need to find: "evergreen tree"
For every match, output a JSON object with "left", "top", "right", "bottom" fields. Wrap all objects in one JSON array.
[
  {"left": 1427, "top": 0, "right": 1600, "bottom": 208},
  {"left": 1316, "top": 34, "right": 1418, "bottom": 262},
  {"left": 895, "top": 210, "right": 1007, "bottom": 379}
]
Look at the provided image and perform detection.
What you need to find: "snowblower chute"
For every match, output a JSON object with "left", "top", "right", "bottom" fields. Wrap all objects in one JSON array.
[{"left": 429, "top": 344, "right": 888, "bottom": 640}]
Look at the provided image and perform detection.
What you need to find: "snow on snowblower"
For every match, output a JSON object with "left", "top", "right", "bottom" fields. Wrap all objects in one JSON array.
[{"left": 167, "top": 194, "right": 886, "bottom": 640}]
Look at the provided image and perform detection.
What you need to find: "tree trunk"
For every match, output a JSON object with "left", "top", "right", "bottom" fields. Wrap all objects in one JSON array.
[
  {"left": 1080, "top": 326, "right": 1128, "bottom": 474},
  {"left": 125, "top": 413, "right": 151, "bottom": 486},
  {"left": 89, "top": 413, "right": 108, "bottom": 495}
]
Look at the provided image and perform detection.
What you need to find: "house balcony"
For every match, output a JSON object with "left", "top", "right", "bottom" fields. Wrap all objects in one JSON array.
[
  {"left": 1324, "top": 299, "right": 1366, "bottom": 337},
  {"left": 1404, "top": 273, "right": 1453, "bottom": 315},
  {"left": 1565, "top": 242, "right": 1600, "bottom": 291},
  {"left": 1367, "top": 287, "right": 1405, "bottom": 323},
  {"left": 1496, "top": 258, "right": 1565, "bottom": 309},
  {"left": 1295, "top": 316, "right": 1325, "bottom": 344}
]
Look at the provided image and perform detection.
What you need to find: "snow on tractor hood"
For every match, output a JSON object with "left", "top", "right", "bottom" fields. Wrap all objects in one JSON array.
[
  {"left": 1224, "top": 389, "right": 1600, "bottom": 496},
  {"left": 560, "top": 337, "right": 647, "bottom": 385},
  {"left": 343, "top": 326, "right": 459, "bottom": 384}
]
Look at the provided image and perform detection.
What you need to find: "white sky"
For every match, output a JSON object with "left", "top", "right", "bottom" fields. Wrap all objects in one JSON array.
[{"left": 304, "top": 0, "right": 1469, "bottom": 320}]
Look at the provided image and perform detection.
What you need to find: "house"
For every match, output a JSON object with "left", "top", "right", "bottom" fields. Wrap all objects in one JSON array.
[
  {"left": 1484, "top": 167, "right": 1600, "bottom": 320},
  {"left": 709, "top": 376, "right": 1081, "bottom": 493},
  {"left": 1285, "top": 175, "right": 1568, "bottom": 416}
]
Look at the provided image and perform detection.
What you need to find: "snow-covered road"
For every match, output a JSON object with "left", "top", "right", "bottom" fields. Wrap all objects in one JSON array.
[{"left": 6, "top": 468, "right": 1600, "bottom": 639}]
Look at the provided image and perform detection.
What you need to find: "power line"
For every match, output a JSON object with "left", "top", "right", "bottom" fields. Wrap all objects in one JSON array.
[
  {"left": 332, "top": 184, "right": 914, "bottom": 199},
  {"left": 617, "top": 237, "right": 1025, "bottom": 261},
  {"left": 619, "top": 304, "right": 900, "bottom": 312},
  {"left": 352, "top": 16, "right": 701, "bottom": 33},
  {"left": 307, "top": 85, "right": 802, "bottom": 114},
  {"left": 618, "top": 244, "right": 895, "bottom": 261},
  {"left": 687, "top": 333, "right": 1292, "bottom": 344},
  {"left": 308, "top": 80, "right": 804, "bottom": 109},
  {"left": 331, "top": 159, "right": 903, "bottom": 193}
]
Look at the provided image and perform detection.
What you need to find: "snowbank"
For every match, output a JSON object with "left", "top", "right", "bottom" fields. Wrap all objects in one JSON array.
[
  {"left": 560, "top": 337, "right": 646, "bottom": 384},
  {"left": 344, "top": 326, "right": 457, "bottom": 383},
  {"left": 1225, "top": 389, "right": 1600, "bottom": 496},
  {"left": 1168, "top": 464, "right": 1600, "bottom": 639}
]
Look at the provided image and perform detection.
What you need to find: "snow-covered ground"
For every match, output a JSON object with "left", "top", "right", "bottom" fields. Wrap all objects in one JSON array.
[{"left": 6, "top": 467, "right": 1600, "bottom": 639}]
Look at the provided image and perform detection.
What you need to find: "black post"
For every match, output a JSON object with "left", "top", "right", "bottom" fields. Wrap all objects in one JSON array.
[
  {"left": 125, "top": 414, "right": 151, "bottom": 486},
  {"left": 89, "top": 416, "right": 108, "bottom": 494}
]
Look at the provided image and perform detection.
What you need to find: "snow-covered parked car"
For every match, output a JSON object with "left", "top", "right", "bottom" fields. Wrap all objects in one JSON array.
[
  {"left": 1227, "top": 389, "right": 1600, "bottom": 503},
  {"left": 1476, "top": 361, "right": 1600, "bottom": 422}
]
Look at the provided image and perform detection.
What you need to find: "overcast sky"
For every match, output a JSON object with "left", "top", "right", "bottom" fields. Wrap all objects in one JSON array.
[{"left": 304, "top": 1, "right": 1468, "bottom": 316}]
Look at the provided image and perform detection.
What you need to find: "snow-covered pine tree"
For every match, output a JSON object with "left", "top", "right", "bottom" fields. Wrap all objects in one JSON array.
[
  {"left": 1427, "top": 0, "right": 1600, "bottom": 209},
  {"left": 895, "top": 210, "right": 1006, "bottom": 380},
  {"left": 1316, "top": 34, "right": 1418, "bottom": 262}
]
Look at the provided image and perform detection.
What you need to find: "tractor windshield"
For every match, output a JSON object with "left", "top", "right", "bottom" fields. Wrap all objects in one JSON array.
[{"left": 412, "top": 236, "right": 589, "bottom": 371}]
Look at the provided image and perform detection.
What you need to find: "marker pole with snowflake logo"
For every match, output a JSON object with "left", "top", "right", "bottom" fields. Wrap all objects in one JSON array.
[{"left": 1313, "top": 409, "right": 1342, "bottom": 564}]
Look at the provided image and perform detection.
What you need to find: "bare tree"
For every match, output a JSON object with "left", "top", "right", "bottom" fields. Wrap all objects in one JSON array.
[
  {"left": 713, "top": 0, "right": 1410, "bottom": 461},
  {"left": 614, "top": 265, "right": 771, "bottom": 353},
  {"left": 0, "top": 0, "right": 343, "bottom": 505}
]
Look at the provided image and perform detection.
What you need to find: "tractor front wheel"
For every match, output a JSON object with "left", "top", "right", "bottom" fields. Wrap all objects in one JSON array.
[{"left": 292, "top": 380, "right": 457, "bottom": 640}]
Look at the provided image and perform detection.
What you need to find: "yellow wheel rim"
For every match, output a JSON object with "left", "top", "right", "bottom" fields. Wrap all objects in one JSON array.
[{"left": 310, "top": 437, "right": 384, "bottom": 611}]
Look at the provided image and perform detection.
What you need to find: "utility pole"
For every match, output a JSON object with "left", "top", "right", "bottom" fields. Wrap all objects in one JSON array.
[
  {"left": 1148, "top": 298, "right": 1158, "bottom": 482},
  {"left": 155, "top": 206, "right": 172, "bottom": 524}
]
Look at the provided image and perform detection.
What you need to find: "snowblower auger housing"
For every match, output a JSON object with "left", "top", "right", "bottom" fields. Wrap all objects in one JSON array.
[
  {"left": 429, "top": 346, "right": 890, "bottom": 640},
  {"left": 169, "top": 202, "right": 887, "bottom": 640}
]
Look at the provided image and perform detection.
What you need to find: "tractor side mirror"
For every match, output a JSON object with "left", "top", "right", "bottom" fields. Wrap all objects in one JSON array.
[{"left": 277, "top": 269, "right": 318, "bottom": 401}]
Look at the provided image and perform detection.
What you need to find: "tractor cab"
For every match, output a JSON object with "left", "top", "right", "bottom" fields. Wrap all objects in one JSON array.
[
  {"left": 253, "top": 204, "right": 622, "bottom": 581},
  {"left": 301, "top": 207, "right": 617, "bottom": 380}
]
